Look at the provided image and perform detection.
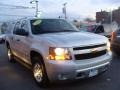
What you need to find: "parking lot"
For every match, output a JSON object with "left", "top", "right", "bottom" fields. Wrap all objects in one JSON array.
[{"left": 0, "top": 43, "right": 120, "bottom": 90}]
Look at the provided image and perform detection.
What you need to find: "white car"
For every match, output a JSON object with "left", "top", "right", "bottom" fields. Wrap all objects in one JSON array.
[
  {"left": 5, "top": 18, "right": 112, "bottom": 87},
  {"left": 0, "top": 34, "right": 5, "bottom": 43}
]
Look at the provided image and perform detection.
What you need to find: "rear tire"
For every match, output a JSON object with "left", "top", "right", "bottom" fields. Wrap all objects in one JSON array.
[
  {"left": 32, "top": 56, "right": 49, "bottom": 87},
  {"left": 7, "top": 46, "right": 15, "bottom": 62}
]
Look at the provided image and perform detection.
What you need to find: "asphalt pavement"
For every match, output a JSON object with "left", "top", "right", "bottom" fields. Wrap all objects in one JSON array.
[{"left": 0, "top": 43, "right": 120, "bottom": 90}]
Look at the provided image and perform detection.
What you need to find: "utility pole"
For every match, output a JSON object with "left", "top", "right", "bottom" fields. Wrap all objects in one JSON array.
[
  {"left": 30, "top": 0, "right": 39, "bottom": 17},
  {"left": 35, "top": 0, "right": 38, "bottom": 17},
  {"left": 63, "top": 2, "right": 67, "bottom": 19},
  {"left": 110, "top": 10, "right": 112, "bottom": 24}
]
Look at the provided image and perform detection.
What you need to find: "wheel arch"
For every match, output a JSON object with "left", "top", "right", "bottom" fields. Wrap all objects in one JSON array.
[
  {"left": 30, "top": 50, "right": 50, "bottom": 86},
  {"left": 30, "top": 50, "right": 44, "bottom": 65},
  {"left": 6, "top": 41, "right": 10, "bottom": 48}
]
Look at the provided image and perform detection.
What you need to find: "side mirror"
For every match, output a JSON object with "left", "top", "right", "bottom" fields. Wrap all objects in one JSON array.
[{"left": 16, "top": 29, "right": 29, "bottom": 36}]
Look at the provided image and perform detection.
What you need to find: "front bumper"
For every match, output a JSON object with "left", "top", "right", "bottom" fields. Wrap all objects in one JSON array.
[{"left": 45, "top": 53, "right": 112, "bottom": 82}]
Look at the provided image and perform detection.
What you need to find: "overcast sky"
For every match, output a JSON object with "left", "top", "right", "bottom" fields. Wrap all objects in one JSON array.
[{"left": 0, "top": 0, "right": 120, "bottom": 22}]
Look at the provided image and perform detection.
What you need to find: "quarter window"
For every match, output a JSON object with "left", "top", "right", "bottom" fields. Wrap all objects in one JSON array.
[{"left": 13, "top": 21, "right": 21, "bottom": 34}]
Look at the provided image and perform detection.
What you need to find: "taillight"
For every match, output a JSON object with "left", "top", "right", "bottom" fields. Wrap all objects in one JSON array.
[{"left": 111, "top": 31, "right": 116, "bottom": 41}]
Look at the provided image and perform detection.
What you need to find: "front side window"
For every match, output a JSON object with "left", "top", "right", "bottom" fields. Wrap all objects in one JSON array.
[
  {"left": 21, "top": 20, "right": 29, "bottom": 32},
  {"left": 30, "top": 19, "right": 78, "bottom": 34}
]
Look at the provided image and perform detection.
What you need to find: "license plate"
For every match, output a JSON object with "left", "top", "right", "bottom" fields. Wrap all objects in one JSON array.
[{"left": 89, "top": 69, "right": 98, "bottom": 77}]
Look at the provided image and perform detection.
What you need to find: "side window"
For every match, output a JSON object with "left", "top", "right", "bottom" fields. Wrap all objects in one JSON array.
[
  {"left": 13, "top": 20, "right": 29, "bottom": 36},
  {"left": 13, "top": 21, "right": 21, "bottom": 34},
  {"left": 21, "top": 20, "right": 29, "bottom": 32}
]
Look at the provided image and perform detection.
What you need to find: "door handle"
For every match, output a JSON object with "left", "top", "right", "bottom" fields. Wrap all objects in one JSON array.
[
  {"left": 10, "top": 37, "right": 14, "bottom": 40},
  {"left": 16, "top": 39, "right": 20, "bottom": 42}
]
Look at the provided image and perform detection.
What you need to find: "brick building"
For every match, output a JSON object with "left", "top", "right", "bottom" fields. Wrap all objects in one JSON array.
[
  {"left": 96, "top": 11, "right": 110, "bottom": 24},
  {"left": 96, "top": 7, "right": 120, "bottom": 25},
  {"left": 112, "top": 8, "right": 120, "bottom": 25}
]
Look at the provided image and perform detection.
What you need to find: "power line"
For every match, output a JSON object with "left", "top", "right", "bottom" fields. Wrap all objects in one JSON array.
[
  {"left": 0, "top": 17, "right": 27, "bottom": 23},
  {"left": 0, "top": 17, "right": 31, "bottom": 23},
  {"left": 0, "top": 13, "right": 34, "bottom": 17},
  {"left": 0, "top": 3, "right": 36, "bottom": 22},
  {"left": 0, "top": 3, "right": 35, "bottom": 9}
]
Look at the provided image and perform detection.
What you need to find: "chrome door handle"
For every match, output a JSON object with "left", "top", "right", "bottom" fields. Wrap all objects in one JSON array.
[
  {"left": 10, "top": 37, "right": 14, "bottom": 40},
  {"left": 16, "top": 39, "right": 20, "bottom": 42}
]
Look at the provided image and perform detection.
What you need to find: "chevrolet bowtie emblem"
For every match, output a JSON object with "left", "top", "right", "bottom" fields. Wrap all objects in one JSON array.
[{"left": 91, "top": 48, "right": 98, "bottom": 53}]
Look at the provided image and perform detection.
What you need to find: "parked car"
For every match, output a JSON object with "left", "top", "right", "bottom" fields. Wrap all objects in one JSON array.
[
  {"left": 5, "top": 18, "right": 112, "bottom": 87},
  {"left": 80, "top": 24, "right": 118, "bottom": 39},
  {"left": 111, "top": 28, "right": 120, "bottom": 55},
  {"left": 0, "top": 34, "right": 5, "bottom": 43},
  {"left": 80, "top": 25, "right": 104, "bottom": 33}
]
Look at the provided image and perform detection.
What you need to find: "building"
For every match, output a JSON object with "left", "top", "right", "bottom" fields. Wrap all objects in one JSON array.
[
  {"left": 96, "top": 11, "right": 111, "bottom": 24},
  {"left": 112, "top": 7, "right": 120, "bottom": 25},
  {"left": 96, "top": 7, "right": 120, "bottom": 25}
]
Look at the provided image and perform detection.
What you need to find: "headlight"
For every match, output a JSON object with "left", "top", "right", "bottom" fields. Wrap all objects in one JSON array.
[
  {"left": 49, "top": 47, "right": 72, "bottom": 60},
  {"left": 107, "top": 41, "right": 110, "bottom": 51}
]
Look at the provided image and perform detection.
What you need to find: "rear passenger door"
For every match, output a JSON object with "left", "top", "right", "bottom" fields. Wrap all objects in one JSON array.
[
  {"left": 15, "top": 20, "right": 31, "bottom": 64},
  {"left": 11, "top": 21, "right": 21, "bottom": 56}
]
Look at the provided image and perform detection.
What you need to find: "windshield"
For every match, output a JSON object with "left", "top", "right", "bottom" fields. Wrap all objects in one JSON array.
[{"left": 31, "top": 19, "right": 78, "bottom": 34}]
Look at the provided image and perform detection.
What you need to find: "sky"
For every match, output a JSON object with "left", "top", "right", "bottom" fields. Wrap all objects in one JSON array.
[{"left": 0, "top": 0, "right": 120, "bottom": 22}]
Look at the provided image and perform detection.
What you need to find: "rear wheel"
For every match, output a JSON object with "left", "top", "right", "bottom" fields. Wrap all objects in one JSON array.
[
  {"left": 32, "top": 56, "right": 49, "bottom": 87},
  {"left": 7, "top": 46, "right": 15, "bottom": 62}
]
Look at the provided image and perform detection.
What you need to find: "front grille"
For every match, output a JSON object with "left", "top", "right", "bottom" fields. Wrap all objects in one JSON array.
[
  {"left": 73, "top": 44, "right": 106, "bottom": 50},
  {"left": 74, "top": 50, "right": 107, "bottom": 60}
]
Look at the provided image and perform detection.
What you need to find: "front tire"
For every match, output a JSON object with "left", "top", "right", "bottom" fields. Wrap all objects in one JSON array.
[{"left": 32, "top": 56, "right": 49, "bottom": 87}]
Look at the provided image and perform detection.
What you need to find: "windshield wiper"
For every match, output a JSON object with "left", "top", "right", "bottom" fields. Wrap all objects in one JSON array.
[
  {"left": 62, "top": 30, "right": 78, "bottom": 32},
  {"left": 35, "top": 30, "right": 78, "bottom": 34}
]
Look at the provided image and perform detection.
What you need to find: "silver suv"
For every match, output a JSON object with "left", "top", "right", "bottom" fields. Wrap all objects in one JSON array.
[{"left": 5, "top": 18, "right": 112, "bottom": 87}]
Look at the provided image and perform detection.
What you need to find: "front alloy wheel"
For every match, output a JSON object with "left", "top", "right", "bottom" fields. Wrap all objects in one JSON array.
[
  {"left": 33, "top": 63, "right": 43, "bottom": 83},
  {"left": 32, "top": 59, "right": 49, "bottom": 87}
]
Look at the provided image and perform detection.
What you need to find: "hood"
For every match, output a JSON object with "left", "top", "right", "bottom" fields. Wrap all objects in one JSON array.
[{"left": 34, "top": 32, "right": 108, "bottom": 47}]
